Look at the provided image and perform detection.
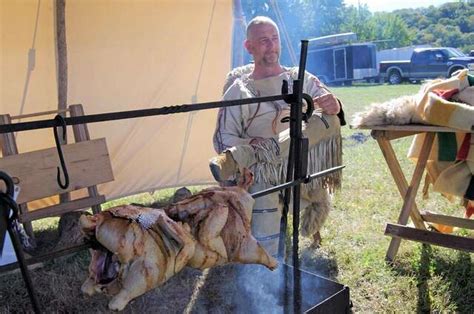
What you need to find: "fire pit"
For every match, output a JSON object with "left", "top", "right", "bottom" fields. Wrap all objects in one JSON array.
[
  {"left": 191, "top": 263, "right": 350, "bottom": 313},
  {"left": 125, "top": 262, "right": 350, "bottom": 313}
]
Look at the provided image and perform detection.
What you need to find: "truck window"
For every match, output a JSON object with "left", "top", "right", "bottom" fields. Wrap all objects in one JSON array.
[
  {"left": 434, "top": 53, "right": 444, "bottom": 62},
  {"left": 413, "top": 51, "right": 431, "bottom": 64}
]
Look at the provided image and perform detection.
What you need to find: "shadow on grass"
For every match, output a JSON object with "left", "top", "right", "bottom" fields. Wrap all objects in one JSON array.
[
  {"left": 416, "top": 244, "right": 433, "bottom": 312},
  {"left": 394, "top": 244, "right": 473, "bottom": 313}
]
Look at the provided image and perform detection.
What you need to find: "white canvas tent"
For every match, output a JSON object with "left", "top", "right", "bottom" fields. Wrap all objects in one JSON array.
[{"left": 1, "top": 0, "right": 235, "bottom": 206}]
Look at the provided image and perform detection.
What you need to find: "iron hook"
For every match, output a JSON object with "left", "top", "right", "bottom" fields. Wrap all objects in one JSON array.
[{"left": 53, "top": 115, "right": 69, "bottom": 189}]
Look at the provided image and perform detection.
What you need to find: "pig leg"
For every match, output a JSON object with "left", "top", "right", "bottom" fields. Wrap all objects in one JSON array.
[
  {"left": 198, "top": 205, "right": 228, "bottom": 261},
  {"left": 81, "top": 277, "right": 97, "bottom": 296},
  {"left": 187, "top": 205, "right": 229, "bottom": 269},
  {"left": 108, "top": 258, "right": 159, "bottom": 311},
  {"left": 157, "top": 215, "right": 196, "bottom": 272},
  {"left": 237, "top": 238, "right": 278, "bottom": 270}
]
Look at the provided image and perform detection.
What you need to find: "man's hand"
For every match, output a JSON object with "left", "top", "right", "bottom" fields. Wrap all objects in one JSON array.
[
  {"left": 249, "top": 137, "right": 266, "bottom": 145},
  {"left": 313, "top": 94, "right": 340, "bottom": 115}
]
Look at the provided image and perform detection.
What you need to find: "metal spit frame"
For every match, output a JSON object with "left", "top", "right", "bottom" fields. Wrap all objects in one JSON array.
[{"left": 0, "top": 40, "right": 345, "bottom": 313}]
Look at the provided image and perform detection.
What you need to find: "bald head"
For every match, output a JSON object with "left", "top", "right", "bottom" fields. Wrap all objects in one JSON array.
[
  {"left": 244, "top": 16, "right": 282, "bottom": 77},
  {"left": 246, "top": 16, "right": 280, "bottom": 40}
]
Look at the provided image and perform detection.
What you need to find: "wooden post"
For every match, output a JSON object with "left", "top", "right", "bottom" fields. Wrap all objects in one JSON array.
[
  {"left": 55, "top": 0, "right": 70, "bottom": 204},
  {"left": 69, "top": 104, "right": 102, "bottom": 214},
  {"left": 56, "top": 0, "right": 67, "bottom": 113}
]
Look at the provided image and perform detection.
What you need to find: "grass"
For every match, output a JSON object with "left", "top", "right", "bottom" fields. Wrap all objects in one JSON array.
[
  {"left": 325, "top": 82, "right": 474, "bottom": 312},
  {"left": 1, "top": 82, "right": 473, "bottom": 313}
]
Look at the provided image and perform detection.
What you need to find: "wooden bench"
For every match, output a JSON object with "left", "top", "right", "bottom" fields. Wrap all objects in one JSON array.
[{"left": 0, "top": 105, "right": 114, "bottom": 271}]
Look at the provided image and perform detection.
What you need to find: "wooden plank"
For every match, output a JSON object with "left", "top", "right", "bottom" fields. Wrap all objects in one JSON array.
[
  {"left": 19, "top": 195, "right": 105, "bottom": 223},
  {"left": 70, "top": 105, "right": 91, "bottom": 143},
  {"left": 385, "top": 223, "right": 474, "bottom": 252},
  {"left": 356, "top": 124, "right": 468, "bottom": 133},
  {"left": 421, "top": 211, "right": 474, "bottom": 230},
  {"left": 0, "top": 138, "right": 114, "bottom": 204},
  {"left": 382, "top": 130, "right": 421, "bottom": 141},
  {"left": 386, "top": 132, "right": 435, "bottom": 261}
]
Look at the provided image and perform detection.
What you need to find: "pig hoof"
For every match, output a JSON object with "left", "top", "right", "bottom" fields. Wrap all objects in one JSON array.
[
  {"left": 108, "top": 297, "right": 128, "bottom": 311},
  {"left": 81, "top": 279, "right": 96, "bottom": 296}
]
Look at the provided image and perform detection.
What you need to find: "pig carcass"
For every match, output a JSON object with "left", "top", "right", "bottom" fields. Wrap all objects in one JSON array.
[{"left": 80, "top": 168, "right": 277, "bottom": 311}]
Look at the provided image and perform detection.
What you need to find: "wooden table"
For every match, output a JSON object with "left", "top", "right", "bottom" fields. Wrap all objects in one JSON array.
[{"left": 358, "top": 124, "right": 474, "bottom": 261}]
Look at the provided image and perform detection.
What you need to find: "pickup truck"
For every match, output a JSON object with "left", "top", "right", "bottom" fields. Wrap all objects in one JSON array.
[{"left": 379, "top": 47, "right": 474, "bottom": 84}]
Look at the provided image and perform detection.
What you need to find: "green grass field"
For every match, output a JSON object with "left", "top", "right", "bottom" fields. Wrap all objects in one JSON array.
[{"left": 1, "top": 83, "right": 472, "bottom": 312}]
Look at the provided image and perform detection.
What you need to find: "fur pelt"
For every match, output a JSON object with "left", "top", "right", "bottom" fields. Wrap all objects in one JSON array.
[
  {"left": 351, "top": 94, "right": 423, "bottom": 127},
  {"left": 351, "top": 74, "right": 474, "bottom": 128},
  {"left": 300, "top": 189, "right": 332, "bottom": 237}
]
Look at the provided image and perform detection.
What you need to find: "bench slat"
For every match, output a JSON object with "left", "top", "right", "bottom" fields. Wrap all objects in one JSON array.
[
  {"left": 385, "top": 223, "right": 474, "bottom": 252},
  {"left": 0, "top": 138, "right": 113, "bottom": 204},
  {"left": 19, "top": 195, "right": 105, "bottom": 223}
]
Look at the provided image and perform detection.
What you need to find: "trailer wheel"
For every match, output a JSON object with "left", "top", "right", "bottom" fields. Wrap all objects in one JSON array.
[{"left": 388, "top": 70, "right": 402, "bottom": 85}]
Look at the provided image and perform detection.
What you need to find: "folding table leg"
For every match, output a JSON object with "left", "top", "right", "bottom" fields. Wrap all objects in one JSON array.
[
  {"left": 375, "top": 137, "right": 426, "bottom": 229},
  {"left": 382, "top": 133, "right": 435, "bottom": 261}
]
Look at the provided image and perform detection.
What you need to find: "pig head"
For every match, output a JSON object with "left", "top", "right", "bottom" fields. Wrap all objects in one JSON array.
[{"left": 79, "top": 206, "right": 195, "bottom": 311}]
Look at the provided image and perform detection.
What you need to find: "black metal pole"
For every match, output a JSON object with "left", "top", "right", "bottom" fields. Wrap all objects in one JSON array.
[
  {"left": 293, "top": 39, "right": 309, "bottom": 314},
  {"left": 0, "top": 94, "right": 292, "bottom": 134},
  {"left": 251, "top": 166, "right": 344, "bottom": 199},
  {"left": 0, "top": 172, "right": 41, "bottom": 313}
]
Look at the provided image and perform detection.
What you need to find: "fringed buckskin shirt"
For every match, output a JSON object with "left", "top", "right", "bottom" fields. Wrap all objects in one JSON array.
[{"left": 213, "top": 67, "right": 329, "bottom": 153}]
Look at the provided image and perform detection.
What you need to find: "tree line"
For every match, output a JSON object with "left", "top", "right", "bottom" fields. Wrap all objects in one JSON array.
[{"left": 240, "top": 0, "right": 474, "bottom": 65}]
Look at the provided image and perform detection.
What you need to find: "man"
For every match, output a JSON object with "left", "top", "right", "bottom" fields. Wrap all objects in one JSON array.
[{"left": 210, "top": 16, "right": 345, "bottom": 255}]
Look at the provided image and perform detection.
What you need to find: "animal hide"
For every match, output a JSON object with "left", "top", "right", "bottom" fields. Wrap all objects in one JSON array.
[{"left": 351, "top": 94, "right": 422, "bottom": 127}]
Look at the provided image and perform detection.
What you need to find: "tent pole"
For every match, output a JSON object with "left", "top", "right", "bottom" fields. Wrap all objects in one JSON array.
[
  {"left": 55, "top": 0, "right": 70, "bottom": 203},
  {"left": 56, "top": 0, "right": 67, "bottom": 115},
  {"left": 232, "top": 0, "right": 246, "bottom": 67}
]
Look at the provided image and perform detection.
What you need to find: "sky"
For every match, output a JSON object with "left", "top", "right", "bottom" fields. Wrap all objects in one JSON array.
[{"left": 344, "top": 0, "right": 454, "bottom": 12}]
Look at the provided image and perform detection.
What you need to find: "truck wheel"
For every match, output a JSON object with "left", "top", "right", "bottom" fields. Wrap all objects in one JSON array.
[
  {"left": 388, "top": 70, "right": 402, "bottom": 85},
  {"left": 449, "top": 67, "right": 463, "bottom": 78}
]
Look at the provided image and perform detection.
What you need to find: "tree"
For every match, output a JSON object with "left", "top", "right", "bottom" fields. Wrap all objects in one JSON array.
[
  {"left": 240, "top": 0, "right": 347, "bottom": 65},
  {"left": 340, "top": 4, "right": 375, "bottom": 41}
]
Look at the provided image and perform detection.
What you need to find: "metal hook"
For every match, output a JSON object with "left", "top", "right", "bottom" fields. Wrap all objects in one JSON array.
[{"left": 53, "top": 115, "right": 69, "bottom": 189}]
